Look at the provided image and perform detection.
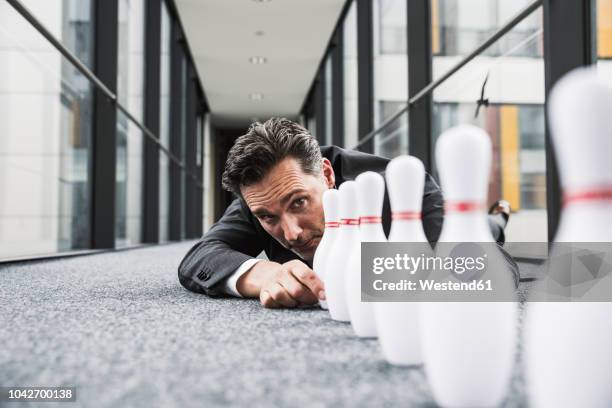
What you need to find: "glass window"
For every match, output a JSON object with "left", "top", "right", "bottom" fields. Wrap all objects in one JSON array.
[
  {"left": 375, "top": 0, "right": 407, "bottom": 55},
  {"left": 115, "top": 0, "right": 144, "bottom": 247},
  {"left": 196, "top": 115, "right": 203, "bottom": 168},
  {"left": 374, "top": 102, "right": 408, "bottom": 158},
  {"left": 372, "top": 0, "right": 408, "bottom": 156},
  {"left": 159, "top": 1, "right": 171, "bottom": 242},
  {"left": 431, "top": 0, "right": 543, "bottom": 61},
  {"left": 202, "top": 113, "right": 213, "bottom": 233},
  {"left": 598, "top": 0, "right": 612, "bottom": 59},
  {"left": 307, "top": 114, "right": 316, "bottom": 137},
  {"left": 343, "top": 1, "right": 358, "bottom": 149},
  {"left": 432, "top": 5, "right": 547, "bottom": 246},
  {"left": 597, "top": 0, "right": 612, "bottom": 83},
  {"left": 324, "top": 53, "right": 333, "bottom": 146},
  {"left": 0, "top": 2, "right": 93, "bottom": 259},
  {"left": 115, "top": 110, "right": 144, "bottom": 248},
  {"left": 19, "top": 0, "right": 93, "bottom": 68}
]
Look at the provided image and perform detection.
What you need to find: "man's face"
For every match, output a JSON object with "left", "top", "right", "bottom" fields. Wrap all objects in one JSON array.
[{"left": 241, "top": 157, "right": 335, "bottom": 262}]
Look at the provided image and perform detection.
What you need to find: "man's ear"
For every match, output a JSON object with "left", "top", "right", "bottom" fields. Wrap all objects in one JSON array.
[{"left": 321, "top": 158, "right": 335, "bottom": 188}]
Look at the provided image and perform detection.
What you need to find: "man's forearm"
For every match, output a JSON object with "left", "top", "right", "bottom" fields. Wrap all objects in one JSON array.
[{"left": 236, "top": 260, "right": 282, "bottom": 297}]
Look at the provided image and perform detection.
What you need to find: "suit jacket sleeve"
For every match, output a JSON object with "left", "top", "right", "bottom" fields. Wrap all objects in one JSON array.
[
  {"left": 177, "top": 198, "right": 268, "bottom": 297},
  {"left": 422, "top": 173, "right": 444, "bottom": 244}
]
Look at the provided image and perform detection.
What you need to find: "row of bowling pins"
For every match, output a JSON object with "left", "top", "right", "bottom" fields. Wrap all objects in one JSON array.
[
  {"left": 313, "top": 128, "right": 517, "bottom": 407},
  {"left": 312, "top": 66, "right": 612, "bottom": 407}
]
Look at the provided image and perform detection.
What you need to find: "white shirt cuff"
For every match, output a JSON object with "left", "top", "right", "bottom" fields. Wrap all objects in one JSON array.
[{"left": 224, "top": 258, "right": 263, "bottom": 297}]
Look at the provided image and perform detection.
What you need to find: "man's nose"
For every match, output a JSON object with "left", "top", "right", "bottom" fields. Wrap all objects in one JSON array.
[{"left": 281, "top": 215, "right": 303, "bottom": 243}]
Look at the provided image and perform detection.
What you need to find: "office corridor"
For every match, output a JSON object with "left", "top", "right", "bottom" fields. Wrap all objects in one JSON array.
[{"left": 1, "top": 243, "right": 534, "bottom": 407}]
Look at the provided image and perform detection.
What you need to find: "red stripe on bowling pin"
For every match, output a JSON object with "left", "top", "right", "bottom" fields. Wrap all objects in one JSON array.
[
  {"left": 563, "top": 186, "right": 612, "bottom": 207},
  {"left": 359, "top": 216, "right": 382, "bottom": 224},
  {"left": 444, "top": 201, "right": 485, "bottom": 213},
  {"left": 340, "top": 218, "right": 360, "bottom": 226},
  {"left": 392, "top": 211, "right": 422, "bottom": 220},
  {"left": 324, "top": 221, "right": 340, "bottom": 228}
]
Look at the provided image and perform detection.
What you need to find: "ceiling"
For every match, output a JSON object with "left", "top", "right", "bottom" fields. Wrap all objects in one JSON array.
[{"left": 174, "top": 0, "right": 346, "bottom": 128}]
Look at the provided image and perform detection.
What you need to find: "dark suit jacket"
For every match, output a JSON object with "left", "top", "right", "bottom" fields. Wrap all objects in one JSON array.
[{"left": 177, "top": 146, "right": 445, "bottom": 297}]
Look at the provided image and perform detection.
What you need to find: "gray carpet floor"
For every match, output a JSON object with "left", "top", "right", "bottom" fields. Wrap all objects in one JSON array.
[{"left": 0, "top": 242, "right": 535, "bottom": 408}]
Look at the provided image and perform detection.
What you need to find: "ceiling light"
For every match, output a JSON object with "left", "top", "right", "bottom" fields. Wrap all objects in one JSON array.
[
  {"left": 252, "top": 0, "right": 271, "bottom": 2},
  {"left": 249, "top": 93, "right": 264, "bottom": 101},
  {"left": 249, "top": 56, "right": 267, "bottom": 64},
  {"left": 254, "top": 30, "right": 265, "bottom": 36}
]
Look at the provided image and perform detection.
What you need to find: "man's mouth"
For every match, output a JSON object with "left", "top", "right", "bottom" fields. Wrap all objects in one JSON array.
[{"left": 294, "top": 237, "right": 320, "bottom": 252}]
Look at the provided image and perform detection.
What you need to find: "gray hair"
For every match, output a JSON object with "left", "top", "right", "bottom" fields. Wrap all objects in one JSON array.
[{"left": 221, "top": 117, "right": 323, "bottom": 196}]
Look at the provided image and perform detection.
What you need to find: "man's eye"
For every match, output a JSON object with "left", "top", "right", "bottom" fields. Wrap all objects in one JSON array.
[
  {"left": 291, "top": 198, "right": 307, "bottom": 209},
  {"left": 260, "top": 215, "right": 275, "bottom": 223}
]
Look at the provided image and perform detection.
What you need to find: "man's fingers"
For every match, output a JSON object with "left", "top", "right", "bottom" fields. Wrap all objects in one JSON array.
[
  {"left": 260, "top": 290, "right": 280, "bottom": 309},
  {"left": 287, "top": 263, "right": 325, "bottom": 301},
  {"left": 278, "top": 272, "right": 318, "bottom": 305},
  {"left": 267, "top": 282, "right": 298, "bottom": 308}
]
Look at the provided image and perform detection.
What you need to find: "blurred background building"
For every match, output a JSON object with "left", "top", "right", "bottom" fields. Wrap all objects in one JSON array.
[{"left": 0, "top": 0, "right": 610, "bottom": 261}]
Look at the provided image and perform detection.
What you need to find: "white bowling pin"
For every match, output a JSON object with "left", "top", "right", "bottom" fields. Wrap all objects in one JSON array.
[
  {"left": 313, "top": 189, "right": 341, "bottom": 310},
  {"left": 374, "top": 156, "right": 426, "bottom": 365},
  {"left": 325, "top": 181, "right": 360, "bottom": 322},
  {"left": 524, "top": 67, "right": 612, "bottom": 408},
  {"left": 345, "top": 172, "right": 385, "bottom": 338},
  {"left": 420, "top": 125, "right": 518, "bottom": 407}
]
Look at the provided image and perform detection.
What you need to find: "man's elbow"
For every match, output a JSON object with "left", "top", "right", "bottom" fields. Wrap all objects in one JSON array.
[
  {"left": 176, "top": 248, "right": 206, "bottom": 293},
  {"left": 177, "top": 255, "right": 225, "bottom": 298},
  {"left": 177, "top": 266, "right": 198, "bottom": 293}
]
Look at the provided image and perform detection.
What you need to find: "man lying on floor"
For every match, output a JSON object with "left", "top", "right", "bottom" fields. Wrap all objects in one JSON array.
[{"left": 177, "top": 117, "right": 518, "bottom": 308}]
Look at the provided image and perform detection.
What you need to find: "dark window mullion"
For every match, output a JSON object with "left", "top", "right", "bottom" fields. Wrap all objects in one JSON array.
[
  {"left": 542, "top": 0, "right": 595, "bottom": 240},
  {"left": 184, "top": 64, "right": 197, "bottom": 239},
  {"left": 407, "top": 0, "right": 433, "bottom": 172},
  {"left": 142, "top": 0, "right": 161, "bottom": 243},
  {"left": 331, "top": 28, "right": 345, "bottom": 147},
  {"left": 168, "top": 21, "right": 184, "bottom": 241},
  {"left": 356, "top": 0, "right": 374, "bottom": 153},
  {"left": 315, "top": 69, "right": 326, "bottom": 145},
  {"left": 91, "top": 0, "right": 119, "bottom": 249}
]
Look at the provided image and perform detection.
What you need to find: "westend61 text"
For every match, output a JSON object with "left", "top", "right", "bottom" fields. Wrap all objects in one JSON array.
[{"left": 373, "top": 279, "right": 493, "bottom": 292}]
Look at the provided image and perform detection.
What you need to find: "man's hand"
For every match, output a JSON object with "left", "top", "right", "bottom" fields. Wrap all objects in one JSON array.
[{"left": 236, "top": 260, "right": 326, "bottom": 308}]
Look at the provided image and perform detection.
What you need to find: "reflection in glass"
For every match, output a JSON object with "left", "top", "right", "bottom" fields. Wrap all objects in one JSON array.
[
  {"left": 431, "top": 0, "right": 543, "bottom": 60},
  {"left": 372, "top": 0, "right": 408, "bottom": 154},
  {"left": 159, "top": 1, "right": 171, "bottom": 242},
  {"left": 376, "top": 0, "right": 407, "bottom": 55},
  {"left": 115, "top": 110, "right": 144, "bottom": 248},
  {"left": 19, "top": 0, "right": 93, "bottom": 67},
  {"left": 307, "top": 115, "right": 316, "bottom": 138},
  {"left": 0, "top": 2, "right": 92, "bottom": 259},
  {"left": 432, "top": 6, "right": 547, "bottom": 243},
  {"left": 115, "top": 0, "right": 144, "bottom": 247},
  {"left": 343, "top": 1, "right": 358, "bottom": 148},
  {"left": 373, "top": 106, "right": 408, "bottom": 159}
]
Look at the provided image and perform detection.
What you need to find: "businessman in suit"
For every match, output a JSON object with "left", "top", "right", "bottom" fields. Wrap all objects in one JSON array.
[{"left": 178, "top": 117, "right": 517, "bottom": 308}]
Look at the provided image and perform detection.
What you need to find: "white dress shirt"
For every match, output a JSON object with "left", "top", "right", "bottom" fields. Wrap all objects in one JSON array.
[{"left": 223, "top": 258, "right": 263, "bottom": 297}]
